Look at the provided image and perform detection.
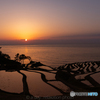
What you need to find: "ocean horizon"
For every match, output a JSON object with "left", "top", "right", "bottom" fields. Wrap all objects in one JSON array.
[
  {"left": 0, "top": 43, "right": 100, "bottom": 97},
  {"left": 0, "top": 44, "right": 100, "bottom": 68}
]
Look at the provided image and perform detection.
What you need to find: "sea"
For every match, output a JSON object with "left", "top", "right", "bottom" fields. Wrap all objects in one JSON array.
[
  {"left": 0, "top": 44, "right": 100, "bottom": 68},
  {"left": 0, "top": 44, "right": 100, "bottom": 97}
]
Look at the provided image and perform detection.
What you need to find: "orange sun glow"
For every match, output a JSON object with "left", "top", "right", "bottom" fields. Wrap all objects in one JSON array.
[{"left": 25, "top": 39, "right": 27, "bottom": 41}]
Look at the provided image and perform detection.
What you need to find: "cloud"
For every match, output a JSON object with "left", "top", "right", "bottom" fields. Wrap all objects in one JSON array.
[{"left": 0, "top": 33, "right": 100, "bottom": 45}]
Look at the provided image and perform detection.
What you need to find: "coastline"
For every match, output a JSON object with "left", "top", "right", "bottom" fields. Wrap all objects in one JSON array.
[{"left": 0, "top": 49, "right": 100, "bottom": 100}]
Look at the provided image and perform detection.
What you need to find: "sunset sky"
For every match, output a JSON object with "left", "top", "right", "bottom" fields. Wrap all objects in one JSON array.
[{"left": 0, "top": 0, "right": 100, "bottom": 43}]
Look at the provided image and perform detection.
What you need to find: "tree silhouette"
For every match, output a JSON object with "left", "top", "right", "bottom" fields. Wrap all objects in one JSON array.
[
  {"left": 15, "top": 54, "right": 31, "bottom": 64},
  {"left": 15, "top": 53, "right": 19, "bottom": 62},
  {"left": 0, "top": 51, "right": 10, "bottom": 60}
]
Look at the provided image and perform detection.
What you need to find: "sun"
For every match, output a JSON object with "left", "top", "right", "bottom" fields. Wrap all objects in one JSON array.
[{"left": 25, "top": 39, "right": 27, "bottom": 41}]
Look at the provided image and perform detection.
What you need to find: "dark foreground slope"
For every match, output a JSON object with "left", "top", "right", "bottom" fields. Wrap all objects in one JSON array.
[{"left": 0, "top": 49, "right": 100, "bottom": 100}]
